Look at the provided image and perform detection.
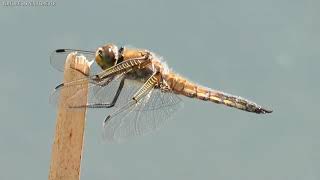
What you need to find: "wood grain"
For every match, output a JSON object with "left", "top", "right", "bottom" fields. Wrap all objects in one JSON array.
[{"left": 49, "top": 53, "right": 89, "bottom": 180}]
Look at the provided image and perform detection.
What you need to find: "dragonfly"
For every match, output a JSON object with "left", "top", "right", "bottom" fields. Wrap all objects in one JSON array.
[{"left": 50, "top": 43, "right": 272, "bottom": 142}]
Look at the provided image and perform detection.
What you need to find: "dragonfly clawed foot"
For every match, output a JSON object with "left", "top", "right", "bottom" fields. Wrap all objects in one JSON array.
[{"left": 104, "top": 115, "right": 111, "bottom": 124}]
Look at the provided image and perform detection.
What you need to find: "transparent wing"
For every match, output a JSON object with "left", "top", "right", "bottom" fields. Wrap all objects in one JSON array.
[
  {"left": 102, "top": 85, "right": 183, "bottom": 142},
  {"left": 67, "top": 74, "right": 126, "bottom": 110},
  {"left": 49, "top": 73, "right": 126, "bottom": 111},
  {"left": 50, "top": 49, "right": 96, "bottom": 72}
]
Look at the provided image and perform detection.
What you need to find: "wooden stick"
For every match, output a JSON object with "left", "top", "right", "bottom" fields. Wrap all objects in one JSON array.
[{"left": 49, "top": 53, "right": 90, "bottom": 180}]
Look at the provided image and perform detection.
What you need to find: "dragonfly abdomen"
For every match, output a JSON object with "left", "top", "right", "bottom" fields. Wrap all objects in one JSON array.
[{"left": 164, "top": 73, "right": 272, "bottom": 114}]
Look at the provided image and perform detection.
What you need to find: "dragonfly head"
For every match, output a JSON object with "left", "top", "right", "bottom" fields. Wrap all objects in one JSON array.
[{"left": 95, "top": 44, "right": 119, "bottom": 70}]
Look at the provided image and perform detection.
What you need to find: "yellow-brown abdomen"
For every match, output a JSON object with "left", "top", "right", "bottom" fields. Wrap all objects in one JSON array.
[{"left": 164, "top": 72, "right": 272, "bottom": 114}]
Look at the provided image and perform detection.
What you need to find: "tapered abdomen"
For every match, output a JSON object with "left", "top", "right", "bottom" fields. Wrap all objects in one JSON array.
[{"left": 164, "top": 73, "right": 272, "bottom": 114}]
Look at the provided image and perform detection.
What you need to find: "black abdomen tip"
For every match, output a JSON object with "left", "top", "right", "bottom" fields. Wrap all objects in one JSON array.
[{"left": 256, "top": 107, "right": 273, "bottom": 114}]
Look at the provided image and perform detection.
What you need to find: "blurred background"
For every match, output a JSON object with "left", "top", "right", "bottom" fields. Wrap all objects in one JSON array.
[{"left": 0, "top": 0, "right": 319, "bottom": 179}]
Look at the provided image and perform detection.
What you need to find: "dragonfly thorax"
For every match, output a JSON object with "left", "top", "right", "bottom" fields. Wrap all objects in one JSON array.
[{"left": 95, "top": 44, "right": 119, "bottom": 70}]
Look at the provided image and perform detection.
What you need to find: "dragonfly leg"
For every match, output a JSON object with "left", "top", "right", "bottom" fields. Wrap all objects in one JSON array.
[
  {"left": 69, "top": 76, "right": 125, "bottom": 109},
  {"left": 104, "top": 72, "right": 159, "bottom": 123},
  {"left": 54, "top": 74, "right": 102, "bottom": 91},
  {"left": 98, "top": 54, "right": 152, "bottom": 79}
]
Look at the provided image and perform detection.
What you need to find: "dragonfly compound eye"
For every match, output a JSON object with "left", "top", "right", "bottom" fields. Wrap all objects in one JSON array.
[
  {"left": 102, "top": 44, "right": 119, "bottom": 65},
  {"left": 105, "top": 47, "right": 115, "bottom": 61}
]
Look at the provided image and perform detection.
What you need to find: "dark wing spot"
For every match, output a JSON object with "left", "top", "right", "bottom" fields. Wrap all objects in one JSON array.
[{"left": 55, "top": 49, "right": 66, "bottom": 53}]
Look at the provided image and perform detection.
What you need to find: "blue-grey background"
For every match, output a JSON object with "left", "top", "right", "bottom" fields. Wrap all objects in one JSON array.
[{"left": 1, "top": 0, "right": 319, "bottom": 179}]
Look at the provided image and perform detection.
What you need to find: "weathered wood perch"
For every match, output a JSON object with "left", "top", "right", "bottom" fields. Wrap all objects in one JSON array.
[{"left": 49, "top": 53, "right": 90, "bottom": 180}]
